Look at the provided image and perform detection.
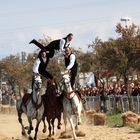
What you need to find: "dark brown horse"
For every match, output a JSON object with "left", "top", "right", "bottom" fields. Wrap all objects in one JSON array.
[{"left": 42, "top": 80, "right": 63, "bottom": 137}]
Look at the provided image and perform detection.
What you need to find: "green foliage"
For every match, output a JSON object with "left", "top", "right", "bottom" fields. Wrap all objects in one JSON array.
[
  {"left": 129, "top": 124, "right": 140, "bottom": 131},
  {"left": 78, "top": 52, "right": 94, "bottom": 73},
  {"left": 106, "top": 113, "right": 122, "bottom": 127},
  {"left": 0, "top": 53, "right": 34, "bottom": 94},
  {"left": 89, "top": 23, "right": 140, "bottom": 90},
  {"left": 106, "top": 113, "right": 140, "bottom": 132}
]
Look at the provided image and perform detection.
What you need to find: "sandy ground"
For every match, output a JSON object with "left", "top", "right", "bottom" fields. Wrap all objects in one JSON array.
[{"left": 0, "top": 106, "right": 140, "bottom": 140}]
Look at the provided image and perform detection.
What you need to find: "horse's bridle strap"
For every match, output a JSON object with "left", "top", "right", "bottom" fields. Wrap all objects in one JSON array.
[{"left": 66, "top": 90, "right": 75, "bottom": 97}]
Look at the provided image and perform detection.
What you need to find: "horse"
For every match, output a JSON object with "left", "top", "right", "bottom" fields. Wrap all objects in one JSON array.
[
  {"left": 60, "top": 73, "right": 83, "bottom": 140},
  {"left": 16, "top": 75, "right": 44, "bottom": 140},
  {"left": 42, "top": 79, "right": 63, "bottom": 137}
]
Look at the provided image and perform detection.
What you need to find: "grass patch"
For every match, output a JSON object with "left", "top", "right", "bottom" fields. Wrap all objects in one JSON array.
[
  {"left": 105, "top": 113, "right": 140, "bottom": 132},
  {"left": 129, "top": 124, "right": 140, "bottom": 131},
  {"left": 105, "top": 113, "right": 122, "bottom": 127}
]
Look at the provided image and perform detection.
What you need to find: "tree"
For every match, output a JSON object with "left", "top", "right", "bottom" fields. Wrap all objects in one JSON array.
[
  {"left": 78, "top": 52, "right": 94, "bottom": 73},
  {"left": 89, "top": 23, "right": 140, "bottom": 91},
  {"left": 0, "top": 53, "right": 34, "bottom": 96}
]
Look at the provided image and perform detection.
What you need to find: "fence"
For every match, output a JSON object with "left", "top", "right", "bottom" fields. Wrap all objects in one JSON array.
[
  {"left": 84, "top": 95, "right": 140, "bottom": 114},
  {"left": 84, "top": 96, "right": 100, "bottom": 111},
  {"left": 131, "top": 96, "right": 140, "bottom": 113}
]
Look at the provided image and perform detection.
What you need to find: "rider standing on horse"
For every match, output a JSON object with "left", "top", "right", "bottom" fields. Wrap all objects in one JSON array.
[
  {"left": 65, "top": 47, "right": 78, "bottom": 89},
  {"left": 64, "top": 47, "right": 85, "bottom": 102},
  {"left": 29, "top": 33, "right": 73, "bottom": 58},
  {"left": 32, "top": 49, "right": 53, "bottom": 89},
  {"left": 31, "top": 33, "right": 73, "bottom": 87}
]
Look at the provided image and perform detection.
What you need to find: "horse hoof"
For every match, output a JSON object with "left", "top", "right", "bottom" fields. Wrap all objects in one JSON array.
[
  {"left": 30, "top": 126, "right": 34, "bottom": 130},
  {"left": 42, "top": 129, "right": 46, "bottom": 133},
  {"left": 78, "top": 122, "right": 81, "bottom": 125},
  {"left": 57, "top": 125, "right": 61, "bottom": 129},
  {"left": 22, "top": 131, "right": 26, "bottom": 136},
  {"left": 29, "top": 136, "right": 33, "bottom": 140},
  {"left": 24, "top": 126, "right": 29, "bottom": 129},
  {"left": 28, "top": 130, "right": 31, "bottom": 134}
]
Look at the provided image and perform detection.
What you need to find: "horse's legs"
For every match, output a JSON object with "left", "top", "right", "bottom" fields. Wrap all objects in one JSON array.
[
  {"left": 34, "top": 119, "right": 41, "bottom": 140},
  {"left": 57, "top": 112, "right": 62, "bottom": 129},
  {"left": 63, "top": 112, "right": 67, "bottom": 133},
  {"left": 78, "top": 112, "right": 82, "bottom": 125},
  {"left": 47, "top": 118, "right": 52, "bottom": 137},
  {"left": 67, "top": 114, "right": 77, "bottom": 140},
  {"left": 75, "top": 113, "right": 78, "bottom": 130},
  {"left": 42, "top": 116, "right": 47, "bottom": 133},
  {"left": 51, "top": 119, "right": 55, "bottom": 135},
  {"left": 75, "top": 113, "right": 81, "bottom": 130},
  {"left": 27, "top": 116, "right": 33, "bottom": 134},
  {"left": 18, "top": 111, "right": 26, "bottom": 135}
]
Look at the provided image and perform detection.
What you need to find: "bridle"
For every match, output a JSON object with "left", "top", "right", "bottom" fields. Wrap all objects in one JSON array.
[{"left": 59, "top": 76, "right": 76, "bottom": 99}]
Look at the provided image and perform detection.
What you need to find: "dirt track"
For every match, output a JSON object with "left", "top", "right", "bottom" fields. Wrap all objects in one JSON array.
[{"left": 0, "top": 106, "right": 140, "bottom": 140}]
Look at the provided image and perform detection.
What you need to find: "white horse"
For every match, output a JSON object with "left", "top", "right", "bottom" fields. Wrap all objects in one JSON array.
[
  {"left": 61, "top": 73, "right": 83, "bottom": 140},
  {"left": 16, "top": 75, "right": 44, "bottom": 140}
]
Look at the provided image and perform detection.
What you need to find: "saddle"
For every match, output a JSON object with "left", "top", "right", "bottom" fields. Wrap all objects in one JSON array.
[{"left": 22, "top": 93, "right": 31, "bottom": 107}]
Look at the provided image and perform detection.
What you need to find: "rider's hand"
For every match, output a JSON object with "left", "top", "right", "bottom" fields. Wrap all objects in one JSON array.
[
  {"left": 65, "top": 68, "right": 71, "bottom": 74},
  {"left": 33, "top": 72, "right": 40, "bottom": 76}
]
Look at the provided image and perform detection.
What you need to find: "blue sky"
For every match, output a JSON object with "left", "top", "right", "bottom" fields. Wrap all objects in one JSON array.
[{"left": 0, "top": 0, "right": 140, "bottom": 59}]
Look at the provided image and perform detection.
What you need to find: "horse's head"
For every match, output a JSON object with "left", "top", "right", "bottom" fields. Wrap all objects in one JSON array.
[
  {"left": 33, "top": 75, "right": 42, "bottom": 91},
  {"left": 44, "top": 78, "right": 59, "bottom": 96},
  {"left": 47, "top": 79, "right": 55, "bottom": 88},
  {"left": 61, "top": 74, "right": 72, "bottom": 93}
]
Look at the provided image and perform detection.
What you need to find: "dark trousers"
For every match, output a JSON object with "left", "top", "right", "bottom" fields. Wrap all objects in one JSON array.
[
  {"left": 70, "top": 67, "right": 78, "bottom": 88},
  {"left": 31, "top": 40, "right": 55, "bottom": 58},
  {"left": 39, "top": 70, "right": 53, "bottom": 79},
  {"left": 32, "top": 70, "right": 53, "bottom": 90}
]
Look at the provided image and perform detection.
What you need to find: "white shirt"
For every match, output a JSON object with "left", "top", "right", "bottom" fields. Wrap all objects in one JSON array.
[
  {"left": 66, "top": 54, "right": 76, "bottom": 70},
  {"left": 33, "top": 57, "right": 47, "bottom": 73},
  {"left": 54, "top": 38, "right": 71, "bottom": 58}
]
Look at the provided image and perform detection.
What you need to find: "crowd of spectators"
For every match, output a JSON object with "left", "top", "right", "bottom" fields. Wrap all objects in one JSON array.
[
  {"left": 79, "top": 83, "right": 140, "bottom": 97},
  {"left": 0, "top": 88, "right": 15, "bottom": 105}
]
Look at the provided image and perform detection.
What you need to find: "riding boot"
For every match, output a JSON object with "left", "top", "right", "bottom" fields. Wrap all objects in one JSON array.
[
  {"left": 29, "top": 39, "right": 44, "bottom": 50},
  {"left": 29, "top": 39, "right": 36, "bottom": 44}
]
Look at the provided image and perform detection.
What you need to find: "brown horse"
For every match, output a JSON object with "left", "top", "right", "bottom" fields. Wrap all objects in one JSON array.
[{"left": 42, "top": 80, "right": 63, "bottom": 137}]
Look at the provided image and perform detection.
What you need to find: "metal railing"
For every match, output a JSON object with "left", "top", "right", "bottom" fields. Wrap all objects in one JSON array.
[{"left": 84, "top": 95, "right": 140, "bottom": 113}]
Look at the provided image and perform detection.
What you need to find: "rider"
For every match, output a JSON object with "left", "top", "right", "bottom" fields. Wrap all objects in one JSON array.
[
  {"left": 29, "top": 33, "right": 73, "bottom": 58},
  {"left": 64, "top": 47, "right": 85, "bottom": 103},
  {"left": 65, "top": 47, "right": 78, "bottom": 89},
  {"left": 32, "top": 49, "right": 53, "bottom": 89}
]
